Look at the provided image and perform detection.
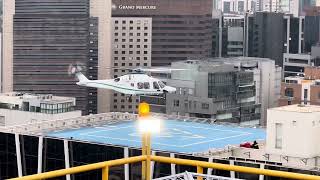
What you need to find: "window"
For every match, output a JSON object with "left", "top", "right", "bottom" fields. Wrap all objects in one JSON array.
[
  {"left": 174, "top": 100, "right": 180, "bottom": 107},
  {"left": 144, "top": 51, "right": 148, "bottom": 54},
  {"left": 129, "top": 45, "right": 133, "bottom": 48},
  {"left": 144, "top": 63, "right": 148, "bottom": 66},
  {"left": 136, "top": 63, "right": 140, "bottom": 66},
  {"left": 137, "top": 82, "right": 143, "bottom": 89},
  {"left": 137, "top": 51, "right": 141, "bottom": 54},
  {"left": 144, "top": 45, "right": 148, "bottom": 48},
  {"left": 114, "top": 57, "right": 118, "bottom": 60},
  {"left": 144, "top": 33, "right": 148, "bottom": 36},
  {"left": 144, "top": 57, "right": 148, "bottom": 60},
  {"left": 137, "top": 33, "right": 141, "bottom": 36},
  {"left": 114, "top": 33, "right": 118, "bottom": 36},
  {"left": 144, "top": 82, "right": 150, "bottom": 89},
  {"left": 137, "top": 27, "right": 141, "bottom": 30},
  {"left": 115, "top": 20, "right": 118, "bottom": 24},
  {"left": 129, "top": 51, "right": 133, "bottom": 54},
  {"left": 115, "top": 39, "right": 118, "bottom": 42},
  {"left": 284, "top": 88, "right": 293, "bottom": 97},
  {"left": 144, "top": 27, "right": 148, "bottom": 30},
  {"left": 158, "top": 81, "right": 165, "bottom": 88},
  {"left": 122, "top": 39, "right": 126, "bottom": 42},
  {"left": 130, "top": 20, "right": 133, "bottom": 24},
  {"left": 129, "top": 33, "right": 133, "bottom": 36},
  {"left": 137, "top": 39, "right": 141, "bottom": 42},
  {"left": 202, "top": 103, "right": 209, "bottom": 109},
  {"left": 130, "top": 27, "right": 133, "bottom": 30},
  {"left": 122, "top": 45, "right": 126, "bottom": 48},
  {"left": 136, "top": 57, "right": 141, "bottom": 60},
  {"left": 129, "top": 63, "right": 132, "bottom": 66},
  {"left": 122, "top": 57, "right": 125, "bottom": 60},
  {"left": 122, "top": 27, "right": 126, "bottom": 30},
  {"left": 129, "top": 39, "right": 133, "bottom": 42},
  {"left": 115, "top": 26, "right": 118, "bottom": 30},
  {"left": 122, "top": 33, "right": 126, "bottom": 36},
  {"left": 122, "top": 20, "right": 126, "bottom": 24},
  {"left": 153, "top": 82, "right": 160, "bottom": 89},
  {"left": 122, "top": 51, "right": 126, "bottom": 54},
  {"left": 275, "top": 123, "right": 282, "bottom": 149},
  {"left": 114, "top": 51, "right": 118, "bottom": 54},
  {"left": 144, "top": 39, "right": 148, "bottom": 42},
  {"left": 130, "top": 83, "right": 134, "bottom": 87}
]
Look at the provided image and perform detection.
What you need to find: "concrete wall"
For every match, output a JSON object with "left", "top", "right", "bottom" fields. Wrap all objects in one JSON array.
[
  {"left": 90, "top": 0, "right": 112, "bottom": 113},
  {"left": 2, "top": 0, "right": 14, "bottom": 93},
  {"left": 266, "top": 108, "right": 320, "bottom": 158}
]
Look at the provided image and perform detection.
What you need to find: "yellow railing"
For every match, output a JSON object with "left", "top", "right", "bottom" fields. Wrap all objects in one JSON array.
[{"left": 8, "top": 155, "right": 320, "bottom": 180}]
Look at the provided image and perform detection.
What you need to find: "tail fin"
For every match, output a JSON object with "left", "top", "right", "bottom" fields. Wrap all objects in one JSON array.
[{"left": 75, "top": 72, "right": 89, "bottom": 82}]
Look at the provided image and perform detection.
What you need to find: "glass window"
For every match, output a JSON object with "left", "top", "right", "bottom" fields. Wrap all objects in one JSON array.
[
  {"left": 174, "top": 100, "right": 179, "bottom": 107},
  {"left": 137, "top": 82, "right": 143, "bottom": 89},
  {"left": 158, "top": 81, "right": 165, "bottom": 88},
  {"left": 153, "top": 82, "right": 160, "bottom": 89},
  {"left": 201, "top": 103, "right": 209, "bottom": 109},
  {"left": 285, "top": 88, "right": 293, "bottom": 97},
  {"left": 144, "top": 82, "right": 150, "bottom": 89}
]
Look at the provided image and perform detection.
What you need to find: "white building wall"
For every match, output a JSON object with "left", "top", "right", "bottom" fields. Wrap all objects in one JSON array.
[{"left": 266, "top": 107, "right": 320, "bottom": 158}]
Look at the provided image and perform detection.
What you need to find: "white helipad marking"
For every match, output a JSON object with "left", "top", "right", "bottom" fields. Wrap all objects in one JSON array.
[{"left": 180, "top": 133, "right": 251, "bottom": 147}]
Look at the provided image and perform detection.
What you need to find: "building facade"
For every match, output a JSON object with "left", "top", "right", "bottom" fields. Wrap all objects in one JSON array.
[
  {"left": 111, "top": 17, "right": 152, "bottom": 112},
  {"left": 3, "top": 0, "right": 112, "bottom": 115},
  {"left": 248, "top": 12, "right": 285, "bottom": 66},
  {"left": 279, "top": 67, "right": 320, "bottom": 106},
  {"left": 283, "top": 53, "right": 313, "bottom": 78},
  {"left": 112, "top": 0, "right": 213, "bottom": 66}
]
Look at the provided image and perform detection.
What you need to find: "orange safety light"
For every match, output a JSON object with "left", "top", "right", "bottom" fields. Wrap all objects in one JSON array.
[{"left": 139, "top": 102, "right": 150, "bottom": 117}]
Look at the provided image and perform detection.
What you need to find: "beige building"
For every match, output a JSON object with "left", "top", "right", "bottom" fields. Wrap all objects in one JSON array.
[{"left": 111, "top": 17, "right": 152, "bottom": 112}]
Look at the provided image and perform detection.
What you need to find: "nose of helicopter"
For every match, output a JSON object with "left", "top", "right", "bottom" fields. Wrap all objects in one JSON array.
[{"left": 163, "top": 86, "right": 176, "bottom": 93}]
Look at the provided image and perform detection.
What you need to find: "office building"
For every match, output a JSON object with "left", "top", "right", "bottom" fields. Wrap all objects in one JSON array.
[
  {"left": 248, "top": 12, "right": 285, "bottom": 66},
  {"left": 283, "top": 15, "right": 304, "bottom": 54},
  {"left": 112, "top": 0, "right": 213, "bottom": 66},
  {"left": 224, "top": 14, "right": 246, "bottom": 57},
  {"left": 279, "top": 67, "right": 320, "bottom": 106},
  {"left": 0, "top": 92, "right": 81, "bottom": 126},
  {"left": 111, "top": 17, "right": 152, "bottom": 112},
  {"left": 165, "top": 59, "right": 261, "bottom": 125},
  {"left": 3, "top": 0, "right": 112, "bottom": 114},
  {"left": 304, "top": 16, "right": 320, "bottom": 53},
  {"left": 283, "top": 53, "right": 313, "bottom": 78},
  {"left": 143, "top": 57, "right": 281, "bottom": 125},
  {"left": 220, "top": 0, "right": 256, "bottom": 13}
]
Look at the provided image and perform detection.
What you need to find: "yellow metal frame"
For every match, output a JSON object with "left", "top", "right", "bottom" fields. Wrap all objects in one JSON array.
[{"left": 8, "top": 155, "right": 320, "bottom": 180}]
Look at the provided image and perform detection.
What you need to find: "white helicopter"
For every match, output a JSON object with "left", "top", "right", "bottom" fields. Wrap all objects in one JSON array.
[{"left": 69, "top": 65, "right": 182, "bottom": 97}]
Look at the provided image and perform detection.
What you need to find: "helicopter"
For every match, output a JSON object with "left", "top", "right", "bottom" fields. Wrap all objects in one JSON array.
[{"left": 68, "top": 64, "right": 183, "bottom": 99}]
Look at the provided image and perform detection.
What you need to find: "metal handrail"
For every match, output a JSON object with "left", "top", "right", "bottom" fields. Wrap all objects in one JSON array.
[{"left": 8, "top": 155, "right": 320, "bottom": 180}]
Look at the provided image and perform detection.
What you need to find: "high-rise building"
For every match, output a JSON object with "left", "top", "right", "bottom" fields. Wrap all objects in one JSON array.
[
  {"left": 112, "top": 0, "right": 213, "bottom": 66},
  {"left": 304, "top": 16, "right": 320, "bottom": 53},
  {"left": 248, "top": 12, "right": 285, "bottom": 66},
  {"left": 3, "top": 0, "right": 112, "bottom": 114},
  {"left": 111, "top": 17, "right": 152, "bottom": 112}
]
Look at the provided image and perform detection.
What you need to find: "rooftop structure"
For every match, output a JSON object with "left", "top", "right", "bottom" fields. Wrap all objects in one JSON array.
[
  {"left": 267, "top": 104, "right": 320, "bottom": 159},
  {"left": 0, "top": 92, "right": 81, "bottom": 126}
]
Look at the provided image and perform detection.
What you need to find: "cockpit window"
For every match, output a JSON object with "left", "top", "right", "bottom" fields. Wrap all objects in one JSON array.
[
  {"left": 114, "top": 78, "right": 120, "bottom": 82},
  {"left": 137, "top": 82, "right": 143, "bottom": 89},
  {"left": 144, "top": 82, "right": 150, "bottom": 89},
  {"left": 153, "top": 82, "right": 160, "bottom": 89},
  {"left": 158, "top": 81, "right": 165, "bottom": 88}
]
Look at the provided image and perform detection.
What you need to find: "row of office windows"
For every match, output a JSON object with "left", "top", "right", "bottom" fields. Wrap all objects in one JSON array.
[
  {"left": 114, "top": 32, "right": 149, "bottom": 36},
  {"left": 114, "top": 44, "right": 149, "bottom": 49},
  {"left": 114, "top": 20, "right": 149, "bottom": 24},
  {"left": 114, "top": 50, "right": 149, "bottom": 55},
  {"left": 173, "top": 100, "right": 210, "bottom": 110},
  {"left": 114, "top": 56, "right": 148, "bottom": 61},
  {"left": 114, "top": 38, "right": 149, "bottom": 42},
  {"left": 114, "top": 62, "right": 148, "bottom": 67},
  {"left": 114, "top": 26, "right": 148, "bottom": 30}
]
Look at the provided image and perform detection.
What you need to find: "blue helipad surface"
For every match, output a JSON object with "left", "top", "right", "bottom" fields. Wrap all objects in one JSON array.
[{"left": 48, "top": 120, "right": 266, "bottom": 153}]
